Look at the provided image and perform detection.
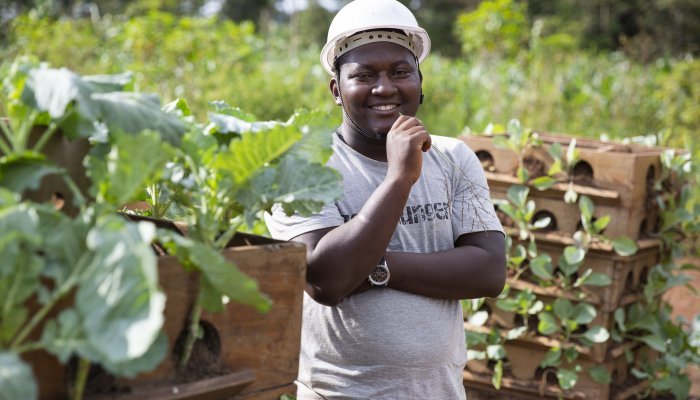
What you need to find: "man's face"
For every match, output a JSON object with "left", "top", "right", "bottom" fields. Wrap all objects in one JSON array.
[{"left": 332, "top": 41, "right": 422, "bottom": 137}]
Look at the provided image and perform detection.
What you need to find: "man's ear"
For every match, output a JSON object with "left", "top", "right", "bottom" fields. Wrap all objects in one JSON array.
[{"left": 329, "top": 78, "right": 342, "bottom": 106}]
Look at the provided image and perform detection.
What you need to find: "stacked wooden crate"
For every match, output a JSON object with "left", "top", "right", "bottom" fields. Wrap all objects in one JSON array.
[{"left": 460, "top": 133, "right": 665, "bottom": 399}]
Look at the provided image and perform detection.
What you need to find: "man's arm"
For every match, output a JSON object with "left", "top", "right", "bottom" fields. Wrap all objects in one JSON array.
[{"left": 294, "top": 228, "right": 506, "bottom": 305}]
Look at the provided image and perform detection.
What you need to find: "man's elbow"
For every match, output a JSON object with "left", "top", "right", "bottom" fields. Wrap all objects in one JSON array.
[
  {"left": 304, "top": 283, "right": 344, "bottom": 307},
  {"left": 483, "top": 252, "right": 507, "bottom": 297}
]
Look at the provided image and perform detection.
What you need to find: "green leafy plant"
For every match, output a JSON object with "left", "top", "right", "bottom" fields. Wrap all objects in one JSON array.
[
  {"left": 129, "top": 100, "right": 343, "bottom": 371},
  {"left": 464, "top": 122, "right": 698, "bottom": 399},
  {"left": 0, "top": 59, "right": 184, "bottom": 399}
]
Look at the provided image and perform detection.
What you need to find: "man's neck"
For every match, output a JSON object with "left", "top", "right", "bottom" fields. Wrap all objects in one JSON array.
[{"left": 337, "top": 124, "right": 388, "bottom": 162}]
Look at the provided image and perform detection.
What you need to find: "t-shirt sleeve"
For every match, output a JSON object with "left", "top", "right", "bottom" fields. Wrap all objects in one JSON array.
[
  {"left": 264, "top": 201, "right": 344, "bottom": 241},
  {"left": 448, "top": 141, "right": 504, "bottom": 239}
]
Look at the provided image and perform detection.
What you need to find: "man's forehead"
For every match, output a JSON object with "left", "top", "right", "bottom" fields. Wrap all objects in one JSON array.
[{"left": 340, "top": 42, "right": 417, "bottom": 67}]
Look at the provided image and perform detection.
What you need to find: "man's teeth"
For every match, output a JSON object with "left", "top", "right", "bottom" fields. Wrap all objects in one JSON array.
[{"left": 371, "top": 105, "right": 397, "bottom": 111}]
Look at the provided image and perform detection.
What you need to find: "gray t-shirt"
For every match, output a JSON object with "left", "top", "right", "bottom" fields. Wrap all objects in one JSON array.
[{"left": 265, "top": 132, "right": 503, "bottom": 399}]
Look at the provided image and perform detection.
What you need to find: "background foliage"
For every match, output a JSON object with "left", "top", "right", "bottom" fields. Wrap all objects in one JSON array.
[{"left": 1, "top": 0, "right": 699, "bottom": 397}]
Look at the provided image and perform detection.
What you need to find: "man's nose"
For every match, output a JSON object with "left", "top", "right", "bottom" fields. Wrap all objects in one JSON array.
[{"left": 371, "top": 73, "right": 397, "bottom": 96}]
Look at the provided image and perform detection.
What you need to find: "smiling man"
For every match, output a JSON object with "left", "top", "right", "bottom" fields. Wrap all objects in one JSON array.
[{"left": 264, "top": 0, "right": 506, "bottom": 398}]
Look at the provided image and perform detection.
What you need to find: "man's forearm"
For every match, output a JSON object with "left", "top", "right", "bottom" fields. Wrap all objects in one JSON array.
[
  {"left": 304, "top": 177, "right": 413, "bottom": 305},
  {"left": 384, "top": 231, "right": 506, "bottom": 300}
]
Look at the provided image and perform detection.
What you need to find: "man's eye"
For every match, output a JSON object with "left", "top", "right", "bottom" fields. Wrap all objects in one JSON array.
[{"left": 393, "top": 70, "right": 409, "bottom": 77}]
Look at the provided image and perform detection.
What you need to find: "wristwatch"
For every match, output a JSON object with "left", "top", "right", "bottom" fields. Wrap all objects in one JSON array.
[{"left": 368, "top": 257, "right": 390, "bottom": 286}]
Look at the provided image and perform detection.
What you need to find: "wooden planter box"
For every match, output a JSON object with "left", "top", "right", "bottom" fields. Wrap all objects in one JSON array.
[
  {"left": 464, "top": 336, "right": 653, "bottom": 400},
  {"left": 508, "top": 232, "right": 662, "bottom": 313},
  {"left": 461, "top": 133, "right": 666, "bottom": 240},
  {"left": 26, "top": 226, "right": 305, "bottom": 400},
  {"left": 489, "top": 174, "right": 660, "bottom": 240}
]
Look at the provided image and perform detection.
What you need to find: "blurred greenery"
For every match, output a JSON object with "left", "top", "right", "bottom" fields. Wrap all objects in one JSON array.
[{"left": 0, "top": 0, "right": 698, "bottom": 207}]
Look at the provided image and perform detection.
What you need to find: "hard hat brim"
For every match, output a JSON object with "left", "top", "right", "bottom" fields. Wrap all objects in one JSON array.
[{"left": 320, "top": 25, "right": 431, "bottom": 76}]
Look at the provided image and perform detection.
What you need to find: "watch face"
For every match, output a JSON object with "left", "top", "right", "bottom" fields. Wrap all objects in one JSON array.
[{"left": 369, "top": 264, "right": 390, "bottom": 286}]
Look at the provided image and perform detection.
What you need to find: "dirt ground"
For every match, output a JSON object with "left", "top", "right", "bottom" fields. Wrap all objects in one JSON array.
[{"left": 662, "top": 259, "right": 700, "bottom": 397}]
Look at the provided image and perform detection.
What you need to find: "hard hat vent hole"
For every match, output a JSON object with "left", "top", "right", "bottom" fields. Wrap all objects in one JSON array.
[
  {"left": 388, "top": 35, "right": 392, "bottom": 39},
  {"left": 369, "top": 35, "right": 374, "bottom": 39},
  {"left": 378, "top": 34, "right": 383, "bottom": 38}
]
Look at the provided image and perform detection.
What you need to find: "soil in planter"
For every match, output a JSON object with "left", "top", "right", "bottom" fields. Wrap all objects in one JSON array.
[{"left": 172, "top": 319, "right": 231, "bottom": 383}]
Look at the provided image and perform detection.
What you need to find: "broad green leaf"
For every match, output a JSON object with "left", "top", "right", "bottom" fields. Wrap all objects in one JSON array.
[
  {"left": 558, "top": 255, "right": 581, "bottom": 277},
  {"left": 540, "top": 348, "right": 561, "bottom": 368},
  {"left": 82, "top": 72, "right": 133, "bottom": 92},
  {"left": 530, "top": 254, "right": 553, "bottom": 280},
  {"left": 538, "top": 312, "right": 558, "bottom": 335},
  {"left": 88, "top": 130, "right": 174, "bottom": 207},
  {"left": 593, "top": 215, "right": 611, "bottom": 232},
  {"left": 547, "top": 143, "right": 562, "bottom": 160},
  {"left": 547, "top": 158, "right": 563, "bottom": 175},
  {"left": 614, "top": 308, "right": 626, "bottom": 332},
  {"left": 465, "top": 330, "right": 488, "bottom": 347},
  {"left": 92, "top": 92, "right": 186, "bottom": 145},
  {"left": 531, "top": 176, "right": 556, "bottom": 191},
  {"left": 638, "top": 334, "right": 667, "bottom": 352},
  {"left": 588, "top": 365, "right": 611, "bottom": 384},
  {"left": 516, "top": 165, "right": 529, "bottom": 183},
  {"left": 467, "top": 349, "right": 486, "bottom": 360},
  {"left": 162, "top": 98, "right": 192, "bottom": 117},
  {"left": 631, "top": 368, "right": 648, "bottom": 379},
  {"left": 564, "top": 245, "right": 585, "bottom": 265},
  {"left": 557, "top": 368, "right": 578, "bottom": 390},
  {"left": 21, "top": 67, "right": 99, "bottom": 120},
  {"left": 578, "top": 195, "right": 594, "bottom": 220},
  {"left": 566, "top": 139, "right": 577, "bottom": 163},
  {"left": 0, "top": 352, "right": 37, "bottom": 400},
  {"left": 100, "top": 331, "right": 168, "bottom": 378},
  {"left": 41, "top": 309, "right": 88, "bottom": 363},
  {"left": 160, "top": 232, "right": 271, "bottom": 313},
  {"left": 208, "top": 111, "right": 278, "bottom": 135},
  {"left": 0, "top": 188, "right": 19, "bottom": 208},
  {"left": 468, "top": 311, "right": 489, "bottom": 327},
  {"left": 0, "top": 205, "right": 43, "bottom": 341},
  {"left": 78, "top": 216, "right": 164, "bottom": 365},
  {"left": 582, "top": 272, "right": 612, "bottom": 287},
  {"left": 217, "top": 123, "right": 301, "bottom": 184},
  {"left": 208, "top": 101, "right": 259, "bottom": 121},
  {"left": 571, "top": 303, "right": 596, "bottom": 324},
  {"left": 553, "top": 298, "right": 573, "bottom": 321},
  {"left": 612, "top": 236, "right": 638, "bottom": 256},
  {"left": 582, "top": 326, "right": 610, "bottom": 343},
  {"left": 564, "top": 185, "right": 578, "bottom": 204},
  {"left": 486, "top": 344, "right": 505, "bottom": 360},
  {"left": 506, "top": 185, "right": 529, "bottom": 207},
  {"left": 495, "top": 298, "right": 520, "bottom": 312},
  {"left": 492, "top": 359, "right": 503, "bottom": 389},
  {"left": 240, "top": 156, "right": 342, "bottom": 221},
  {"left": 506, "top": 326, "right": 527, "bottom": 340},
  {"left": 532, "top": 215, "right": 552, "bottom": 229},
  {"left": 285, "top": 109, "right": 336, "bottom": 165},
  {"left": 0, "top": 152, "right": 64, "bottom": 193},
  {"left": 652, "top": 375, "right": 691, "bottom": 399}
]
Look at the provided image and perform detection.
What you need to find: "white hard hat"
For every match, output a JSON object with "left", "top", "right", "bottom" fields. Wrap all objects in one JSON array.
[{"left": 320, "top": 0, "right": 431, "bottom": 76}]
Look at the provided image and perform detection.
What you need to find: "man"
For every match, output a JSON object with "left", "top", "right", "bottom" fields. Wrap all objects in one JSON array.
[{"left": 265, "top": 0, "right": 506, "bottom": 398}]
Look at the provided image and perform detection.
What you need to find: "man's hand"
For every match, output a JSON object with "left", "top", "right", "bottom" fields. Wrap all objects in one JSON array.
[{"left": 386, "top": 115, "right": 432, "bottom": 185}]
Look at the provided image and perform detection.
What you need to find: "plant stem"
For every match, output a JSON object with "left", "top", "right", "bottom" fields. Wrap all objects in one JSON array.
[
  {"left": 177, "top": 299, "right": 202, "bottom": 373},
  {"left": 214, "top": 219, "right": 243, "bottom": 250},
  {"left": 33, "top": 122, "right": 59, "bottom": 153},
  {"left": 9, "top": 256, "right": 84, "bottom": 349},
  {"left": 0, "top": 117, "right": 14, "bottom": 154},
  {"left": 13, "top": 341, "right": 43, "bottom": 354},
  {"left": 61, "top": 172, "right": 87, "bottom": 209},
  {"left": 71, "top": 358, "right": 90, "bottom": 400}
]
